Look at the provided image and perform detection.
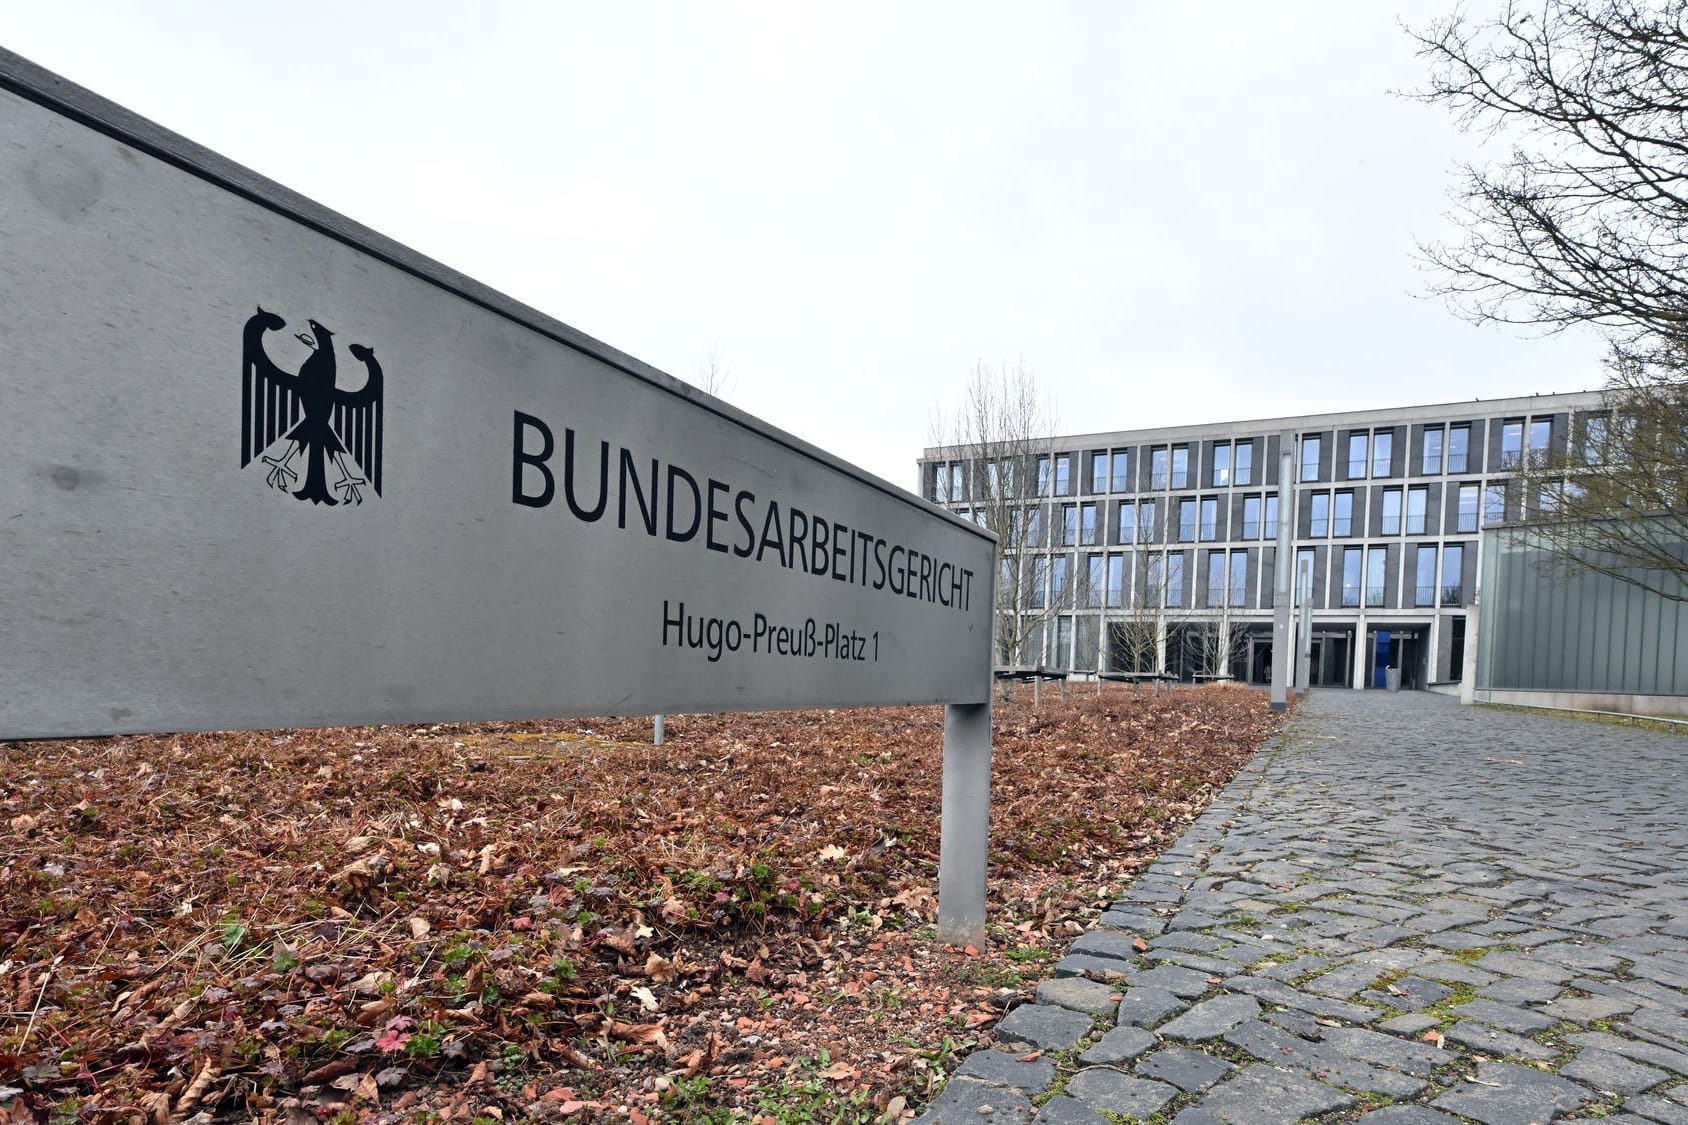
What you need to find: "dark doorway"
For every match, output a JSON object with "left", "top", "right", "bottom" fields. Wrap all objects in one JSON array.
[{"left": 1368, "top": 627, "right": 1427, "bottom": 690}]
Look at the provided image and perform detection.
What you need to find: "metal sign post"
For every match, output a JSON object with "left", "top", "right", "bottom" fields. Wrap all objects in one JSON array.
[
  {"left": 1270, "top": 432, "right": 1294, "bottom": 710},
  {"left": 0, "top": 49, "right": 998, "bottom": 944}
]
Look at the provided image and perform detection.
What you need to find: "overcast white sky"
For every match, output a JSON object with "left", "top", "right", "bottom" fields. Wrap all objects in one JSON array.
[{"left": 6, "top": 1, "right": 1609, "bottom": 491}]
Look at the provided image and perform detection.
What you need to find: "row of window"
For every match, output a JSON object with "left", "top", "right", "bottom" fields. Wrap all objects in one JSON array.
[
  {"left": 965, "top": 476, "right": 1567, "bottom": 548},
  {"left": 930, "top": 413, "right": 1602, "bottom": 503},
  {"left": 1008, "top": 543, "right": 1467, "bottom": 612}
]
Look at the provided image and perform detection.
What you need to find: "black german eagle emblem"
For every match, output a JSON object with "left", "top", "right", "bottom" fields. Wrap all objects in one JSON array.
[{"left": 240, "top": 307, "right": 383, "bottom": 505}]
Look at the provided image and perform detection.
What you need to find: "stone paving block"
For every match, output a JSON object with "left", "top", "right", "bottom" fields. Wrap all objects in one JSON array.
[
  {"left": 1157, "top": 994, "right": 1260, "bottom": 1042},
  {"left": 1051, "top": 953, "right": 1133, "bottom": 981},
  {"left": 1485, "top": 945, "right": 1573, "bottom": 979},
  {"left": 1068, "top": 929, "right": 1143, "bottom": 964},
  {"left": 1029, "top": 1095, "right": 1109, "bottom": 1125},
  {"left": 1451, "top": 997, "right": 1557, "bottom": 1033},
  {"left": 1135, "top": 1045, "right": 1235, "bottom": 1092},
  {"left": 1222, "top": 974, "right": 1378, "bottom": 1021},
  {"left": 1064, "top": 1070, "right": 1177, "bottom": 1118},
  {"left": 1355, "top": 1108, "right": 1466, "bottom": 1124},
  {"left": 1097, "top": 909, "right": 1168, "bottom": 935},
  {"left": 1423, "top": 929, "right": 1499, "bottom": 952},
  {"left": 1127, "top": 964, "right": 1218, "bottom": 998},
  {"left": 1444, "top": 1020, "right": 1559, "bottom": 1061},
  {"left": 952, "top": 1049, "right": 1057, "bottom": 1093},
  {"left": 1569, "top": 1031, "right": 1688, "bottom": 1076},
  {"left": 1318, "top": 1025, "right": 1445, "bottom": 1076},
  {"left": 1224, "top": 1018, "right": 1426, "bottom": 1098},
  {"left": 1152, "top": 931, "right": 1224, "bottom": 953},
  {"left": 1560, "top": 1047, "right": 1669, "bottom": 1095},
  {"left": 994, "top": 1004, "right": 1094, "bottom": 1053},
  {"left": 1169, "top": 1063, "right": 1353, "bottom": 1124},
  {"left": 1622, "top": 1094, "right": 1688, "bottom": 1124},
  {"left": 1262, "top": 1007, "right": 1324, "bottom": 1037},
  {"left": 1477, "top": 976, "right": 1563, "bottom": 1005},
  {"left": 1035, "top": 976, "right": 1121, "bottom": 1019},
  {"left": 1256, "top": 953, "right": 1330, "bottom": 981},
  {"left": 1432, "top": 1059, "right": 1593, "bottom": 1125},
  {"left": 1077, "top": 1024, "right": 1155, "bottom": 1066},
  {"left": 1533, "top": 941, "right": 1627, "bottom": 971},
  {"left": 1142, "top": 949, "right": 1243, "bottom": 975},
  {"left": 1417, "top": 958, "right": 1499, "bottom": 985},
  {"left": 1631, "top": 1007, "right": 1688, "bottom": 1048},
  {"left": 911, "top": 1077, "right": 1035, "bottom": 1123},
  {"left": 1116, "top": 985, "right": 1186, "bottom": 1027},
  {"left": 1361, "top": 975, "right": 1454, "bottom": 1011},
  {"left": 1379, "top": 1013, "right": 1442, "bottom": 1035}
]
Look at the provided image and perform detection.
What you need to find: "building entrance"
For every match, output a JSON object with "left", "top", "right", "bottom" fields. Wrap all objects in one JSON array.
[{"left": 1368, "top": 627, "right": 1427, "bottom": 690}]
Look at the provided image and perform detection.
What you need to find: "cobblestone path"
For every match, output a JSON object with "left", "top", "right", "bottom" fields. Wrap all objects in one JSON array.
[{"left": 917, "top": 690, "right": 1688, "bottom": 1124}]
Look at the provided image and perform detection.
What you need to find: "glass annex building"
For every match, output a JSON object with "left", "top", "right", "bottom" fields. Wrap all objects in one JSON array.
[{"left": 919, "top": 390, "right": 1606, "bottom": 691}]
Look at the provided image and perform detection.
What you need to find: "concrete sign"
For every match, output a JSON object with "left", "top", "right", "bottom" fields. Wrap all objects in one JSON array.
[{"left": 0, "top": 51, "right": 995, "bottom": 741}]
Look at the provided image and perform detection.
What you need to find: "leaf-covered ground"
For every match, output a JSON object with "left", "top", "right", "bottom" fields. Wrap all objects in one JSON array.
[{"left": 1, "top": 684, "right": 1286, "bottom": 1123}]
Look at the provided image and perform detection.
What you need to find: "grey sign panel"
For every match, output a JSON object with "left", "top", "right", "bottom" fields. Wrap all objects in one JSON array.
[{"left": 0, "top": 54, "right": 995, "bottom": 739}]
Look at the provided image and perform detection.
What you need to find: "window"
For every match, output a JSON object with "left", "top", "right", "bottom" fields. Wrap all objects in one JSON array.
[
  {"left": 1105, "top": 553, "right": 1125, "bottom": 608},
  {"left": 1242, "top": 495, "right": 1261, "bottom": 539},
  {"left": 1449, "top": 616, "right": 1467, "bottom": 683},
  {"left": 1447, "top": 424, "right": 1470, "bottom": 474},
  {"left": 1028, "top": 555, "right": 1048, "bottom": 609},
  {"left": 1415, "top": 546, "right": 1437, "bottom": 606},
  {"left": 1264, "top": 495, "right": 1279, "bottom": 538},
  {"left": 931, "top": 463, "right": 948, "bottom": 503},
  {"left": 1146, "top": 553, "right": 1165, "bottom": 604},
  {"left": 1442, "top": 544, "right": 1465, "bottom": 605},
  {"left": 1212, "top": 443, "right": 1231, "bottom": 487},
  {"left": 1373, "top": 430, "right": 1393, "bottom": 477},
  {"left": 1406, "top": 486, "right": 1428, "bottom": 534},
  {"left": 1583, "top": 417, "right": 1607, "bottom": 466},
  {"left": 1110, "top": 449, "right": 1130, "bottom": 491},
  {"left": 1117, "top": 502, "right": 1136, "bottom": 545},
  {"left": 1228, "top": 550, "right": 1248, "bottom": 607},
  {"left": 1084, "top": 553, "right": 1104, "bottom": 608},
  {"left": 1207, "top": 551, "right": 1227, "bottom": 608},
  {"left": 1484, "top": 484, "right": 1507, "bottom": 527},
  {"left": 1061, "top": 504, "right": 1078, "bottom": 546},
  {"left": 1348, "top": 433, "right": 1368, "bottom": 479},
  {"left": 1053, "top": 454, "right": 1072, "bottom": 495},
  {"left": 1036, "top": 455, "right": 1052, "bottom": 495},
  {"left": 1334, "top": 491, "right": 1354, "bottom": 537},
  {"left": 1457, "top": 484, "right": 1478, "bottom": 533},
  {"left": 1500, "top": 421, "right": 1524, "bottom": 469},
  {"left": 1171, "top": 445, "right": 1190, "bottom": 489},
  {"left": 1055, "top": 616, "right": 1073, "bottom": 668},
  {"left": 1234, "top": 441, "right": 1254, "bottom": 486},
  {"left": 1381, "top": 488, "right": 1402, "bottom": 535},
  {"left": 1528, "top": 419, "right": 1551, "bottom": 466},
  {"left": 1165, "top": 553, "right": 1186, "bottom": 608},
  {"left": 1539, "top": 481, "right": 1559, "bottom": 515},
  {"left": 1341, "top": 547, "right": 1363, "bottom": 608},
  {"left": 1150, "top": 448, "right": 1169, "bottom": 490},
  {"left": 1294, "top": 548, "right": 1317, "bottom": 606},
  {"left": 1026, "top": 506, "right": 1045, "bottom": 547},
  {"left": 1051, "top": 555, "right": 1071, "bottom": 608},
  {"left": 1366, "top": 547, "right": 1386, "bottom": 608},
  {"left": 1139, "top": 500, "right": 1157, "bottom": 542},
  {"left": 1079, "top": 503, "right": 1099, "bottom": 546},
  {"left": 1178, "top": 498, "right": 1197, "bottom": 542},
  {"left": 1199, "top": 496, "right": 1219, "bottom": 541},
  {"left": 1090, "top": 451, "right": 1108, "bottom": 494},
  {"left": 1422, "top": 426, "right": 1444, "bottom": 475},
  {"left": 1309, "top": 491, "right": 1330, "bottom": 537},
  {"left": 1301, "top": 436, "right": 1322, "bottom": 482},
  {"left": 988, "top": 459, "right": 1015, "bottom": 499}
]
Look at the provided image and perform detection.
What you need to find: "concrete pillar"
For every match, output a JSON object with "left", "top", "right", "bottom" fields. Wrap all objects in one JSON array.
[{"left": 937, "top": 701, "right": 992, "bottom": 946}]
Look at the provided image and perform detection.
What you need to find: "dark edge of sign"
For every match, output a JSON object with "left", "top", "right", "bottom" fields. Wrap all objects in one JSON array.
[{"left": 0, "top": 46, "right": 993, "bottom": 549}]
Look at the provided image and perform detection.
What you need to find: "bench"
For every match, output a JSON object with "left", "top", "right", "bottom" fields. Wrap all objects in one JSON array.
[{"left": 994, "top": 665, "right": 1070, "bottom": 703}]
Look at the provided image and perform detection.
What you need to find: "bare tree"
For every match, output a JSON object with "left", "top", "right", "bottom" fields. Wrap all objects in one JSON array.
[
  {"left": 1106, "top": 550, "right": 1191, "bottom": 676},
  {"left": 1413, "top": 0, "right": 1688, "bottom": 591},
  {"left": 1528, "top": 346, "right": 1688, "bottom": 598},
  {"left": 692, "top": 340, "right": 735, "bottom": 400},
  {"left": 927, "top": 361, "right": 1060, "bottom": 665}
]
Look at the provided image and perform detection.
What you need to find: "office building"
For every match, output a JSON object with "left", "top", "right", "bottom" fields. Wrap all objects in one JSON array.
[{"left": 919, "top": 390, "right": 1605, "bottom": 690}]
